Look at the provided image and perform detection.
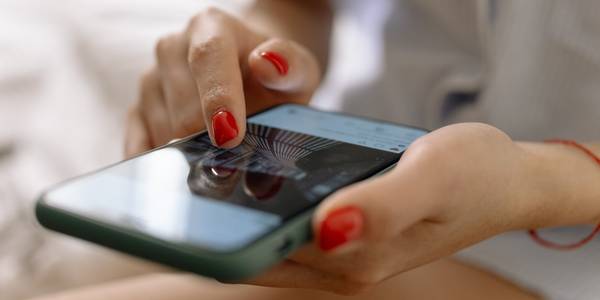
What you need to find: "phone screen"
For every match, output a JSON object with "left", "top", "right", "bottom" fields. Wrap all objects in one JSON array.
[{"left": 44, "top": 105, "right": 427, "bottom": 252}]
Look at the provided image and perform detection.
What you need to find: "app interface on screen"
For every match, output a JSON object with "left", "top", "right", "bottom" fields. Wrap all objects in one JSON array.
[{"left": 47, "top": 105, "right": 427, "bottom": 251}]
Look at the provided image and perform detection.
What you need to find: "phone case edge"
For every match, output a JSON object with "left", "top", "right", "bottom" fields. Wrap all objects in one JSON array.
[{"left": 35, "top": 196, "right": 313, "bottom": 281}]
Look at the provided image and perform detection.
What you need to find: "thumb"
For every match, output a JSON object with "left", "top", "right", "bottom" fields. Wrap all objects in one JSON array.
[
  {"left": 312, "top": 167, "right": 435, "bottom": 252},
  {"left": 247, "top": 38, "right": 321, "bottom": 99}
]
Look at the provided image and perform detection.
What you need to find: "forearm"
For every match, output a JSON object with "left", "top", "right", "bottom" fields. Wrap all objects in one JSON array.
[
  {"left": 517, "top": 141, "right": 600, "bottom": 228},
  {"left": 244, "top": 0, "right": 333, "bottom": 71}
]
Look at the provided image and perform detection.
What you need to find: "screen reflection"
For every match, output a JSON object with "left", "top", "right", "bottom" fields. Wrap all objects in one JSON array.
[{"left": 180, "top": 123, "right": 399, "bottom": 221}]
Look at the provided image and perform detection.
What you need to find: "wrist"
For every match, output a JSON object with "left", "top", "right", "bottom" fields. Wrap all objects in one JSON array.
[{"left": 514, "top": 141, "right": 600, "bottom": 229}]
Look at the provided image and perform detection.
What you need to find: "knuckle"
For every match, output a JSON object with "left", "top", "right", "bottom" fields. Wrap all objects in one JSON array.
[
  {"left": 466, "top": 122, "right": 504, "bottom": 135},
  {"left": 470, "top": 122, "right": 512, "bottom": 143},
  {"left": 188, "top": 35, "right": 226, "bottom": 68},
  {"left": 405, "top": 138, "right": 454, "bottom": 191},
  {"left": 155, "top": 37, "right": 168, "bottom": 60},
  {"left": 406, "top": 136, "right": 450, "bottom": 167},
  {"left": 448, "top": 122, "right": 509, "bottom": 145},
  {"left": 138, "top": 71, "right": 157, "bottom": 101},
  {"left": 155, "top": 34, "right": 178, "bottom": 61}
]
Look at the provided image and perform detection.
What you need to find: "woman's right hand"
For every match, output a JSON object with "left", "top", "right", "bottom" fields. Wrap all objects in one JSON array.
[{"left": 125, "top": 7, "right": 322, "bottom": 157}]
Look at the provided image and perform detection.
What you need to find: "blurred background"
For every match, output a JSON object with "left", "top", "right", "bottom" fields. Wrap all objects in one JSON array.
[{"left": 0, "top": 0, "right": 379, "bottom": 298}]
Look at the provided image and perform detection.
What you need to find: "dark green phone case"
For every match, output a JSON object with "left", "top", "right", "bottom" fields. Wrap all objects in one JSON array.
[
  {"left": 36, "top": 197, "right": 314, "bottom": 281},
  {"left": 36, "top": 162, "right": 397, "bottom": 281}
]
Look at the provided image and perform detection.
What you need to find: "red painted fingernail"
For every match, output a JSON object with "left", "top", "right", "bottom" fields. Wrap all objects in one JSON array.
[
  {"left": 212, "top": 109, "right": 238, "bottom": 146},
  {"left": 260, "top": 51, "right": 289, "bottom": 75},
  {"left": 318, "top": 206, "right": 364, "bottom": 251}
]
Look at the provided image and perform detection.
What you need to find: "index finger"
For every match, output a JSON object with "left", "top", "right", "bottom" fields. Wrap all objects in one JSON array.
[{"left": 186, "top": 9, "right": 256, "bottom": 148}]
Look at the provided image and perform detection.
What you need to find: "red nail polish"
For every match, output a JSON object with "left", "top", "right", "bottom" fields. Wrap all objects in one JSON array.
[
  {"left": 212, "top": 109, "right": 238, "bottom": 146},
  {"left": 260, "top": 51, "right": 289, "bottom": 75},
  {"left": 318, "top": 206, "right": 364, "bottom": 251}
]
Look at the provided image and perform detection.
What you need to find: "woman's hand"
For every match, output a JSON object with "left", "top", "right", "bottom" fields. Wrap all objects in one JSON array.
[
  {"left": 125, "top": 8, "right": 321, "bottom": 156},
  {"left": 248, "top": 123, "right": 543, "bottom": 295}
]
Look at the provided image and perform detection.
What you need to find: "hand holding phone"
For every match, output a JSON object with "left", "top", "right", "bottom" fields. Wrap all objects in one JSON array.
[
  {"left": 37, "top": 104, "right": 427, "bottom": 283},
  {"left": 248, "top": 122, "right": 531, "bottom": 295}
]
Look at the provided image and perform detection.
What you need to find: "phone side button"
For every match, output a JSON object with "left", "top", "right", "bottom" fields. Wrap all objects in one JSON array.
[{"left": 276, "top": 237, "right": 294, "bottom": 257}]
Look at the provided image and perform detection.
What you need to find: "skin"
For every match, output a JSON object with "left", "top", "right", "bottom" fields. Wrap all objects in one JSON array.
[
  {"left": 97, "top": 0, "right": 600, "bottom": 298},
  {"left": 29, "top": 259, "right": 540, "bottom": 300},
  {"left": 124, "top": 0, "right": 329, "bottom": 153}
]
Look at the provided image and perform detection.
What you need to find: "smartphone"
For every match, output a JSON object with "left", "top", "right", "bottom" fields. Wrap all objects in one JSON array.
[{"left": 36, "top": 104, "right": 428, "bottom": 281}]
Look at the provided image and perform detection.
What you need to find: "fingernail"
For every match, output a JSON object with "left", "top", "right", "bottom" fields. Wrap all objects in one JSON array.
[
  {"left": 318, "top": 206, "right": 364, "bottom": 251},
  {"left": 260, "top": 51, "right": 289, "bottom": 75},
  {"left": 212, "top": 109, "right": 238, "bottom": 146}
]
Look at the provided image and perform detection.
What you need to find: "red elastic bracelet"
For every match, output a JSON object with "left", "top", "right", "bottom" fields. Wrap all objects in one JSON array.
[{"left": 528, "top": 139, "right": 600, "bottom": 250}]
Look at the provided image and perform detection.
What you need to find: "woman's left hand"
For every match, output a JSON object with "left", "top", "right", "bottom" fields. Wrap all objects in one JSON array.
[{"left": 247, "top": 122, "right": 539, "bottom": 295}]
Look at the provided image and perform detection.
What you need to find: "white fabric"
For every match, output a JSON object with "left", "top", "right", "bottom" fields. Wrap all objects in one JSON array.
[{"left": 0, "top": 1, "right": 242, "bottom": 299}]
